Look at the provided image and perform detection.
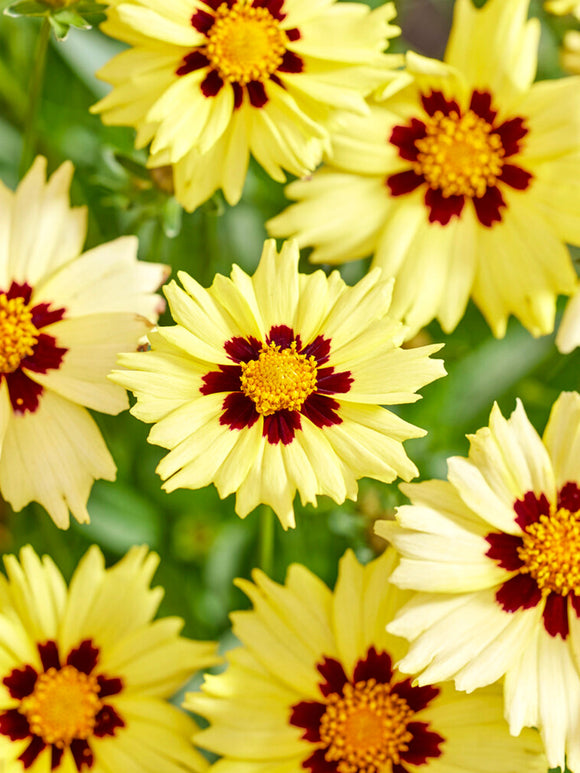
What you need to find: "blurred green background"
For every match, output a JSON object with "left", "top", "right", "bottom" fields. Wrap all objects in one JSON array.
[{"left": 0, "top": 0, "right": 578, "bottom": 669}]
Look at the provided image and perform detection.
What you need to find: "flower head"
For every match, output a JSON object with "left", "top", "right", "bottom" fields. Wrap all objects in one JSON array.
[
  {"left": 186, "top": 548, "right": 545, "bottom": 773},
  {"left": 91, "top": 0, "right": 400, "bottom": 212},
  {"left": 545, "top": 0, "right": 580, "bottom": 17},
  {"left": 376, "top": 392, "right": 580, "bottom": 770},
  {"left": 111, "top": 239, "right": 445, "bottom": 529},
  {"left": 0, "top": 545, "right": 219, "bottom": 772},
  {"left": 0, "top": 157, "right": 167, "bottom": 528},
  {"left": 269, "top": 0, "right": 580, "bottom": 339}
]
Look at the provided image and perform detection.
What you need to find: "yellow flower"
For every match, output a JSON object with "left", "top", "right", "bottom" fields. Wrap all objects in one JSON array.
[
  {"left": 269, "top": 0, "right": 580, "bottom": 339},
  {"left": 186, "top": 548, "right": 545, "bottom": 773},
  {"left": 376, "top": 392, "right": 580, "bottom": 771},
  {"left": 91, "top": 0, "right": 401, "bottom": 212},
  {"left": 111, "top": 239, "right": 445, "bottom": 529},
  {"left": 0, "top": 157, "right": 167, "bottom": 528},
  {"left": 545, "top": 0, "right": 580, "bottom": 17},
  {"left": 0, "top": 545, "right": 219, "bottom": 773}
]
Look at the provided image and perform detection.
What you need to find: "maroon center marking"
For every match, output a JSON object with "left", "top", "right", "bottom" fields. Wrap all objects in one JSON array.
[
  {"left": 1, "top": 282, "right": 67, "bottom": 415},
  {"left": 485, "top": 483, "right": 580, "bottom": 639},
  {"left": 290, "top": 647, "right": 443, "bottom": 773},
  {"left": 386, "top": 89, "right": 532, "bottom": 227},
  {"left": 201, "top": 326, "right": 351, "bottom": 445},
  {"left": 178, "top": 0, "right": 303, "bottom": 109},
  {"left": 0, "top": 638, "right": 125, "bottom": 772}
]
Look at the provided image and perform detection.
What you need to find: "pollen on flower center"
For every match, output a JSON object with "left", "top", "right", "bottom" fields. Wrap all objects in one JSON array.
[
  {"left": 517, "top": 507, "right": 580, "bottom": 596},
  {"left": 20, "top": 666, "right": 103, "bottom": 748},
  {"left": 414, "top": 109, "right": 504, "bottom": 198},
  {"left": 240, "top": 341, "right": 317, "bottom": 416},
  {"left": 319, "top": 679, "right": 415, "bottom": 773},
  {"left": 0, "top": 294, "right": 39, "bottom": 374},
  {"left": 205, "top": 2, "right": 288, "bottom": 85}
]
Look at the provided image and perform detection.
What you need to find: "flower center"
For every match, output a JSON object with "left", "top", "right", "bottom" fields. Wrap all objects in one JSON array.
[
  {"left": 240, "top": 341, "right": 317, "bottom": 416},
  {"left": 517, "top": 507, "right": 580, "bottom": 596},
  {"left": 205, "top": 1, "right": 287, "bottom": 84},
  {"left": 0, "top": 294, "right": 39, "bottom": 374},
  {"left": 414, "top": 109, "right": 504, "bottom": 198},
  {"left": 20, "top": 666, "right": 102, "bottom": 748},
  {"left": 319, "top": 679, "right": 415, "bottom": 773}
]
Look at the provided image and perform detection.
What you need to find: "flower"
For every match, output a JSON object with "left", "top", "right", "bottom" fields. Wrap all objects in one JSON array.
[
  {"left": 545, "top": 0, "right": 580, "bottom": 17},
  {"left": 556, "top": 286, "right": 580, "bottom": 352},
  {"left": 375, "top": 392, "right": 580, "bottom": 771},
  {"left": 562, "top": 29, "right": 580, "bottom": 73},
  {"left": 110, "top": 238, "right": 445, "bottom": 529},
  {"left": 0, "top": 157, "right": 167, "bottom": 528},
  {"left": 91, "top": 0, "right": 401, "bottom": 212},
  {"left": 185, "top": 548, "right": 545, "bottom": 773},
  {"left": 0, "top": 544, "right": 219, "bottom": 772},
  {"left": 268, "top": 0, "right": 580, "bottom": 339}
]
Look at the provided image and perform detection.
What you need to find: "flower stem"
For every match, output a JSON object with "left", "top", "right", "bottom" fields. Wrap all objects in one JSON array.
[
  {"left": 259, "top": 505, "right": 275, "bottom": 576},
  {"left": 20, "top": 17, "right": 51, "bottom": 178}
]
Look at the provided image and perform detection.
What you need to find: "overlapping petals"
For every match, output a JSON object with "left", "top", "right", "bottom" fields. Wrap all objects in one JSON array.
[
  {"left": 92, "top": 0, "right": 401, "bottom": 212},
  {"left": 111, "top": 238, "right": 445, "bottom": 529},
  {"left": 0, "top": 157, "right": 167, "bottom": 528},
  {"left": 0, "top": 545, "right": 219, "bottom": 773},
  {"left": 376, "top": 392, "right": 580, "bottom": 771},
  {"left": 269, "top": 0, "right": 580, "bottom": 339},
  {"left": 186, "top": 548, "right": 545, "bottom": 773}
]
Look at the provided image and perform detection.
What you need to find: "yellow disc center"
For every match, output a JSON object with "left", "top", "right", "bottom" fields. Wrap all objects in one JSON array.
[
  {"left": 205, "top": 1, "right": 288, "bottom": 84},
  {"left": 20, "top": 666, "right": 103, "bottom": 748},
  {"left": 517, "top": 507, "right": 580, "bottom": 596},
  {"left": 319, "top": 679, "right": 415, "bottom": 773},
  {"left": 414, "top": 109, "right": 504, "bottom": 198},
  {"left": 240, "top": 341, "right": 317, "bottom": 416},
  {"left": 0, "top": 294, "right": 39, "bottom": 374}
]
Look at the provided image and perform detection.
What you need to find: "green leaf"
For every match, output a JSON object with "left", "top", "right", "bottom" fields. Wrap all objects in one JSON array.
[
  {"left": 53, "top": 7, "right": 91, "bottom": 28},
  {"left": 47, "top": 12, "right": 69, "bottom": 39},
  {"left": 4, "top": 0, "right": 47, "bottom": 17}
]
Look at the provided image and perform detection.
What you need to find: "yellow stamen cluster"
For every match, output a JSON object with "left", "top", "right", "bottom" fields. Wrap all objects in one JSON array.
[
  {"left": 414, "top": 109, "right": 504, "bottom": 198},
  {"left": 205, "top": 1, "right": 288, "bottom": 85},
  {"left": 20, "top": 666, "right": 102, "bottom": 748},
  {"left": 319, "top": 679, "right": 415, "bottom": 773},
  {"left": 0, "top": 294, "right": 39, "bottom": 374},
  {"left": 518, "top": 507, "right": 580, "bottom": 596},
  {"left": 240, "top": 341, "right": 317, "bottom": 416}
]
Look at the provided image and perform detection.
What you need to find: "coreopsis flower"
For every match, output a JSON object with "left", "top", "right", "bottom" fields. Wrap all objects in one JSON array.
[
  {"left": 376, "top": 392, "right": 580, "bottom": 771},
  {"left": 0, "top": 157, "right": 167, "bottom": 528},
  {"left": 111, "top": 239, "right": 445, "bottom": 529},
  {"left": 186, "top": 548, "right": 545, "bottom": 773},
  {"left": 269, "top": 0, "right": 580, "bottom": 340},
  {"left": 91, "top": 0, "right": 401, "bottom": 212},
  {"left": 0, "top": 544, "right": 219, "bottom": 773}
]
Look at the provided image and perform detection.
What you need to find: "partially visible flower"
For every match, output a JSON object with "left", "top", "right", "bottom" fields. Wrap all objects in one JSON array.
[
  {"left": 269, "top": 0, "right": 580, "bottom": 340},
  {"left": 186, "top": 548, "right": 545, "bottom": 773},
  {"left": 562, "top": 30, "right": 580, "bottom": 73},
  {"left": 111, "top": 238, "right": 445, "bottom": 529},
  {"left": 544, "top": 0, "right": 580, "bottom": 17},
  {"left": 91, "top": 0, "right": 401, "bottom": 212},
  {"left": 376, "top": 393, "right": 580, "bottom": 771},
  {"left": 0, "top": 545, "right": 219, "bottom": 772},
  {"left": 0, "top": 157, "right": 167, "bottom": 528},
  {"left": 556, "top": 285, "right": 580, "bottom": 351}
]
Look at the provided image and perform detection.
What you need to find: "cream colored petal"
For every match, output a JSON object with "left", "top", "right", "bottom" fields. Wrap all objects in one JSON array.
[
  {"left": 543, "top": 391, "right": 580, "bottom": 493},
  {"left": 0, "top": 392, "right": 115, "bottom": 528},
  {"left": 394, "top": 589, "right": 529, "bottom": 688},
  {"left": 34, "top": 236, "right": 167, "bottom": 322},
  {"left": 251, "top": 240, "right": 300, "bottom": 332},
  {"left": 30, "top": 313, "right": 151, "bottom": 414}
]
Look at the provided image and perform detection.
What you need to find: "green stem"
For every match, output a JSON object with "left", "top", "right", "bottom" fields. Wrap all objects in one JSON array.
[
  {"left": 258, "top": 505, "right": 275, "bottom": 576},
  {"left": 19, "top": 16, "right": 51, "bottom": 178}
]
